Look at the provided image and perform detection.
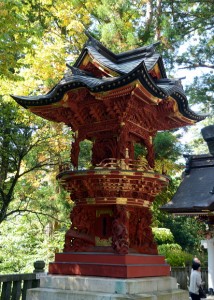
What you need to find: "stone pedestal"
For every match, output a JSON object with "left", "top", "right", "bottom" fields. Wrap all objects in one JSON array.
[{"left": 26, "top": 275, "right": 188, "bottom": 300}]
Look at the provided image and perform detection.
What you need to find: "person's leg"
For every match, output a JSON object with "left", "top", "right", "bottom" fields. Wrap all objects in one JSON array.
[
  {"left": 190, "top": 293, "right": 195, "bottom": 300},
  {"left": 190, "top": 294, "right": 200, "bottom": 300}
]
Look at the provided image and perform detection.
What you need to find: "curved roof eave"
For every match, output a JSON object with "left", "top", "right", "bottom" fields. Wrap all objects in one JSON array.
[{"left": 11, "top": 61, "right": 205, "bottom": 122}]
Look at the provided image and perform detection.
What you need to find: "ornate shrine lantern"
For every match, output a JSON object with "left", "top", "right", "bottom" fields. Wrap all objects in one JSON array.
[{"left": 12, "top": 33, "right": 205, "bottom": 278}]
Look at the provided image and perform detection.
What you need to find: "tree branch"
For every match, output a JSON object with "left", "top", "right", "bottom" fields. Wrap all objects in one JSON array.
[
  {"left": 178, "top": 64, "right": 214, "bottom": 70},
  {"left": 18, "top": 160, "right": 58, "bottom": 177},
  {"left": 5, "top": 208, "right": 63, "bottom": 224}
]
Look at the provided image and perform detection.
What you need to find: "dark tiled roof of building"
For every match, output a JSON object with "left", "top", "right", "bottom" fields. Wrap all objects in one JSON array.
[{"left": 161, "top": 154, "right": 214, "bottom": 214}]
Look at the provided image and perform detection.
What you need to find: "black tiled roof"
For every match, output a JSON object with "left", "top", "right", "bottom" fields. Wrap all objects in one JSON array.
[
  {"left": 77, "top": 44, "right": 162, "bottom": 76},
  {"left": 11, "top": 60, "right": 205, "bottom": 122},
  {"left": 11, "top": 34, "right": 206, "bottom": 123},
  {"left": 161, "top": 154, "right": 214, "bottom": 214},
  {"left": 74, "top": 32, "right": 165, "bottom": 76}
]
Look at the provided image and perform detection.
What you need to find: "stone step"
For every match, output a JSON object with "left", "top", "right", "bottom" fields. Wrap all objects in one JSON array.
[
  {"left": 40, "top": 275, "right": 178, "bottom": 294},
  {"left": 154, "top": 290, "right": 189, "bottom": 300},
  {"left": 26, "top": 275, "right": 189, "bottom": 300},
  {"left": 27, "top": 287, "right": 189, "bottom": 300}
]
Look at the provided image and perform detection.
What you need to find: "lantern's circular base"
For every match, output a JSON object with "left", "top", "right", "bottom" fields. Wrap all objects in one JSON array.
[{"left": 57, "top": 168, "right": 169, "bottom": 205}]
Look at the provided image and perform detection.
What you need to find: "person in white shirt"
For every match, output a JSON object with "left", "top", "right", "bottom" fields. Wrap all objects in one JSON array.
[{"left": 189, "top": 262, "right": 202, "bottom": 300}]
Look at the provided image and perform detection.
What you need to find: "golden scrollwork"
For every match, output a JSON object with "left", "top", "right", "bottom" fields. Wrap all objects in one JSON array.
[
  {"left": 95, "top": 236, "right": 112, "bottom": 246},
  {"left": 96, "top": 209, "right": 113, "bottom": 217},
  {"left": 116, "top": 198, "right": 128, "bottom": 204},
  {"left": 86, "top": 198, "right": 96, "bottom": 204}
]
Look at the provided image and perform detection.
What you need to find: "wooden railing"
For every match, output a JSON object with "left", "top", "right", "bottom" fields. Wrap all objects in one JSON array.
[
  {"left": 0, "top": 260, "right": 45, "bottom": 300},
  {"left": 59, "top": 157, "right": 152, "bottom": 172}
]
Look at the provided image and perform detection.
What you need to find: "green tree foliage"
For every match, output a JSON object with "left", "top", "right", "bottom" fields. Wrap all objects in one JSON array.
[
  {"left": 153, "top": 228, "right": 200, "bottom": 267},
  {"left": 158, "top": 243, "right": 193, "bottom": 267},
  {"left": 0, "top": 100, "right": 71, "bottom": 224},
  {"left": 150, "top": 132, "right": 184, "bottom": 223},
  {"left": 0, "top": 1, "right": 32, "bottom": 80},
  {"left": 0, "top": 213, "right": 66, "bottom": 274},
  {"left": 185, "top": 74, "right": 214, "bottom": 115},
  {"left": 152, "top": 227, "right": 174, "bottom": 245},
  {"left": 154, "top": 131, "right": 182, "bottom": 161},
  {"left": 0, "top": 100, "right": 71, "bottom": 271},
  {"left": 158, "top": 214, "right": 206, "bottom": 254}
]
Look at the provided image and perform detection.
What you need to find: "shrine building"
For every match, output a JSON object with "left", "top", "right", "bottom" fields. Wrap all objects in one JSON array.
[{"left": 162, "top": 125, "right": 214, "bottom": 294}]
